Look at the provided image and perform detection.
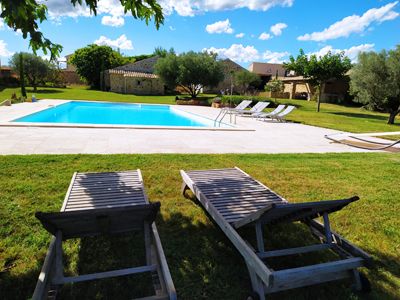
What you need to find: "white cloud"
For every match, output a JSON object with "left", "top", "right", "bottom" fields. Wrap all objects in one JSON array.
[
  {"left": 169, "top": 26, "right": 176, "bottom": 31},
  {"left": 270, "top": 22, "right": 287, "bottom": 36},
  {"left": 94, "top": 34, "right": 133, "bottom": 50},
  {"left": 259, "top": 32, "right": 272, "bottom": 40},
  {"left": 262, "top": 50, "right": 289, "bottom": 63},
  {"left": 101, "top": 15, "right": 124, "bottom": 27},
  {"left": 206, "top": 19, "right": 234, "bottom": 34},
  {"left": 160, "top": 0, "right": 294, "bottom": 17},
  {"left": 298, "top": 1, "right": 399, "bottom": 41},
  {"left": 235, "top": 32, "right": 245, "bottom": 38},
  {"left": 0, "top": 19, "right": 4, "bottom": 30},
  {"left": 310, "top": 44, "right": 375, "bottom": 61},
  {"left": 203, "top": 44, "right": 260, "bottom": 63},
  {"left": 0, "top": 40, "right": 14, "bottom": 57}
]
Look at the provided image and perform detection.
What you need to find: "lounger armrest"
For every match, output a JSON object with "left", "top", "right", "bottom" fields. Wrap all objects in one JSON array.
[
  {"left": 36, "top": 202, "right": 161, "bottom": 239},
  {"left": 233, "top": 197, "right": 359, "bottom": 228}
]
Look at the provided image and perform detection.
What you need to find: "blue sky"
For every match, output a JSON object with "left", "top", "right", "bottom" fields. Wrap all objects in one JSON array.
[{"left": 0, "top": 0, "right": 399, "bottom": 67}]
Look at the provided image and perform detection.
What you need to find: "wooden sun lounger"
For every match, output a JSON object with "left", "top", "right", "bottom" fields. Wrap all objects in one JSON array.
[
  {"left": 33, "top": 170, "right": 176, "bottom": 300},
  {"left": 180, "top": 167, "right": 371, "bottom": 299}
]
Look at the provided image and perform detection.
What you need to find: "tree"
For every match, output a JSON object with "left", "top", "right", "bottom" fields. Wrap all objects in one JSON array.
[
  {"left": 350, "top": 46, "right": 400, "bottom": 124},
  {"left": 0, "top": 0, "right": 163, "bottom": 59},
  {"left": 153, "top": 47, "right": 175, "bottom": 58},
  {"left": 155, "top": 51, "right": 224, "bottom": 98},
  {"left": 70, "top": 44, "right": 125, "bottom": 89},
  {"left": 265, "top": 79, "right": 284, "bottom": 101},
  {"left": 10, "top": 52, "right": 51, "bottom": 92},
  {"left": 19, "top": 54, "right": 26, "bottom": 98},
  {"left": 284, "top": 49, "right": 352, "bottom": 112},
  {"left": 234, "top": 70, "right": 261, "bottom": 95}
]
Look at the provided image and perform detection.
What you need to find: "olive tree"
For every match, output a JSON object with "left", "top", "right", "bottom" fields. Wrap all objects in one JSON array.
[
  {"left": 284, "top": 49, "right": 352, "bottom": 112},
  {"left": 234, "top": 70, "right": 261, "bottom": 95},
  {"left": 0, "top": 0, "right": 163, "bottom": 58},
  {"left": 350, "top": 46, "right": 400, "bottom": 124},
  {"left": 265, "top": 79, "right": 284, "bottom": 101},
  {"left": 155, "top": 51, "right": 224, "bottom": 98},
  {"left": 10, "top": 52, "right": 51, "bottom": 92}
]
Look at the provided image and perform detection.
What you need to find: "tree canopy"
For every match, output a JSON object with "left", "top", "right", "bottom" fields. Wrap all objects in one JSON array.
[
  {"left": 70, "top": 44, "right": 125, "bottom": 89},
  {"left": 350, "top": 46, "right": 400, "bottom": 124},
  {"left": 284, "top": 49, "right": 352, "bottom": 111},
  {"left": 155, "top": 51, "right": 224, "bottom": 98},
  {"left": 0, "top": 0, "right": 164, "bottom": 59},
  {"left": 234, "top": 70, "right": 261, "bottom": 95},
  {"left": 265, "top": 78, "right": 284, "bottom": 101},
  {"left": 10, "top": 52, "right": 52, "bottom": 92}
]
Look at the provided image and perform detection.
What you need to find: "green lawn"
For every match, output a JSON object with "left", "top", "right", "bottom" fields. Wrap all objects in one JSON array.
[
  {"left": 0, "top": 153, "right": 399, "bottom": 299},
  {"left": 1, "top": 85, "right": 399, "bottom": 134}
]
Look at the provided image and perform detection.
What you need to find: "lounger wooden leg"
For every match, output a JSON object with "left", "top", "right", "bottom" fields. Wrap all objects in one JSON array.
[
  {"left": 255, "top": 221, "right": 265, "bottom": 253},
  {"left": 245, "top": 262, "right": 266, "bottom": 300},
  {"left": 144, "top": 222, "right": 152, "bottom": 265},
  {"left": 323, "top": 213, "right": 333, "bottom": 244},
  {"left": 53, "top": 231, "right": 64, "bottom": 285},
  {"left": 352, "top": 269, "right": 362, "bottom": 291},
  {"left": 181, "top": 183, "right": 189, "bottom": 197}
]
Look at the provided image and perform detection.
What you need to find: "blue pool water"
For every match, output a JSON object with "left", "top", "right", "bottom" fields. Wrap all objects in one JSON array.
[{"left": 13, "top": 101, "right": 222, "bottom": 127}]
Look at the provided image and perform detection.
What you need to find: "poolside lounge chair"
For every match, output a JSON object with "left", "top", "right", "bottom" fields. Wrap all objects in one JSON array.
[
  {"left": 227, "top": 99, "right": 252, "bottom": 112},
  {"left": 254, "top": 104, "right": 285, "bottom": 120},
  {"left": 271, "top": 105, "right": 296, "bottom": 122},
  {"left": 235, "top": 101, "right": 270, "bottom": 116},
  {"left": 325, "top": 131, "right": 400, "bottom": 152},
  {"left": 180, "top": 167, "right": 371, "bottom": 299},
  {"left": 33, "top": 170, "right": 176, "bottom": 300}
]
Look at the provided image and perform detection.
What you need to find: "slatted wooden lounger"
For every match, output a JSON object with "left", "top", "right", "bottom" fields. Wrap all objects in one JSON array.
[
  {"left": 180, "top": 167, "right": 371, "bottom": 299},
  {"left": 33, "top": 170, "right": 176, "bottom": 300}
]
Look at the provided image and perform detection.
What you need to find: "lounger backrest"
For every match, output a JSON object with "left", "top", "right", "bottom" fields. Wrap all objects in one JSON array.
[
  {"left": 277, "top": 105, "right": 296, "bottom": 117},
  {"left": 250, "top": 102, "right": 270, "bottom": 112},
  {"left": 269, "top": 104, "right": 286, "bottom": 115},
  {"left": 235, "top": 100, "right": 252, "bottom": 110}
]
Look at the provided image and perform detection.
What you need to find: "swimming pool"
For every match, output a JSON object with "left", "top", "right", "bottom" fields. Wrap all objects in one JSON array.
[{"left": 13, "top": 101, "right": 229, "bottom": 128}]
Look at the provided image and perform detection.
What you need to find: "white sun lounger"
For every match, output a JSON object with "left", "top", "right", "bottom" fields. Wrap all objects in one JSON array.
[
  {"left": 180, "top": 167, "right": 371, "bottom": 299},
  {"left": 33, "top": 170, "right": 176, "bottom": 300},
  {"left": 271, "top": 105, "right": 296, "bottom": 122},
  {"left": 235, "top": 101, "right": 270, "bottom": 116},
  {"left": 225, "top": 99, "right": 252, "bottom": 112},
  {"left": 254, "top": 104, "right": 286, "bottom": 120}
]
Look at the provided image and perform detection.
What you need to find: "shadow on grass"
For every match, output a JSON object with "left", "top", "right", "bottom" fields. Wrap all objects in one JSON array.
[
  {"left": 330, "top": 111, "right": 392, "bottom": 122},
  {"left": 26, "top": 88, "right": 64, "bottom": 94},
  {"left": 2, "top": 206, "right": 399, "bottom": 299}
]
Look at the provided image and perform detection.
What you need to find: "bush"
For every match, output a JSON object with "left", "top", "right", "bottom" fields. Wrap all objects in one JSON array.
[{"left": 0, "top": 76, "right": 20, "bottom": 86}]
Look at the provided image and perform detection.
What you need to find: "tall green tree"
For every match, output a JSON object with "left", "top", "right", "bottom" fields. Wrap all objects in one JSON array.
[
  {"left": 155, "top": 51, "right": 224, "bottom": 98},
  {"left": 234, "top": 70, "right": 261, "bottom": 95},
  {"left": 0, "top": 0, "right": 163, "bottom": 59},
  {"left": 265, "top": 79, "right": 284, "bottom": 101},
  {"left": 10, "top": 52, "right": 51, "bottom": 92},
  {"left": 350, "top": 46, "right": 400, "bottom": 124},
  {"left": 70, "top": 45, "right": 125, "bottom": 89},
  {"left": 284, "top": 49, "right": 352, "bottom": 112},
  {"left": 19, "top": 53, "right": 26, "bottom": 98}
]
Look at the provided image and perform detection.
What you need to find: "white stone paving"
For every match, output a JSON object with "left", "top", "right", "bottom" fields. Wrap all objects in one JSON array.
[{"left": 0, "top": 100, "right": 377, "bottom": 154}]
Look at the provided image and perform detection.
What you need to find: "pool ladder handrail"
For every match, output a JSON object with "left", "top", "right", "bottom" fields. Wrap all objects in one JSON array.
[{"left": 214, "top": 108, "right": 236, "bottom": 127}]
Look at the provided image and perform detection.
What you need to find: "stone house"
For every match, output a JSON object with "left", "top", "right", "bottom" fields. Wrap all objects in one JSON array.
[
  {"left": 104, "top": 56, "right": 164, "bottom": 95},
  {"left": 248, "top": 62, "right": 287, "bottom": 86},
  {"left": 204, "top": 58, "right": 248, "bottom": 94}
]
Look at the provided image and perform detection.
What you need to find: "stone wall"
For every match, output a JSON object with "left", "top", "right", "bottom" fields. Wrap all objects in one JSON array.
[{"left": 109, "top": 72, "right": 164, "bottom": 95}]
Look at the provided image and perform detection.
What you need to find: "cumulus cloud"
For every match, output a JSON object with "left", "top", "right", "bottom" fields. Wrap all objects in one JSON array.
[
  {"left": 310, "top": 44, "right": 375, "bottom": 61},
  {"left": 262, "top": 50, "right": 290, "bottom": 63},
  {"left": 160, "top": 0, "right": 294, "bottom": 17},
  {"left": 270, "top": 22, "right": 287, "bottom": 36},
  {"left": 101, "top": 15, "right": 124, "bottom": 27},
  {"left": 298, "top": 2, "right": 399, "bottom": 41},
  {"left": 0, "top": 40, "right": 13, "bottom": 57},
  {"left": 206, "top": 19, "right": 234, "bottom": 34},
  {"left": 235, "top": 32, "right": 245, "bottom": 38},
  {"left": 259, "top": 32, "right": 272, "bottom": 40},
  {"left": 94, "top": 34, "right": 133, "bottom": 50},
  {"left": 203, "top": 44, "right": 260, "bottom": 63}
]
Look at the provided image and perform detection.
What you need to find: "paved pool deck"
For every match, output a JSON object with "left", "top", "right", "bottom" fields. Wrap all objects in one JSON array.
[{"left": 0, "top": 99, "right": 378, "bottom": 155}]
